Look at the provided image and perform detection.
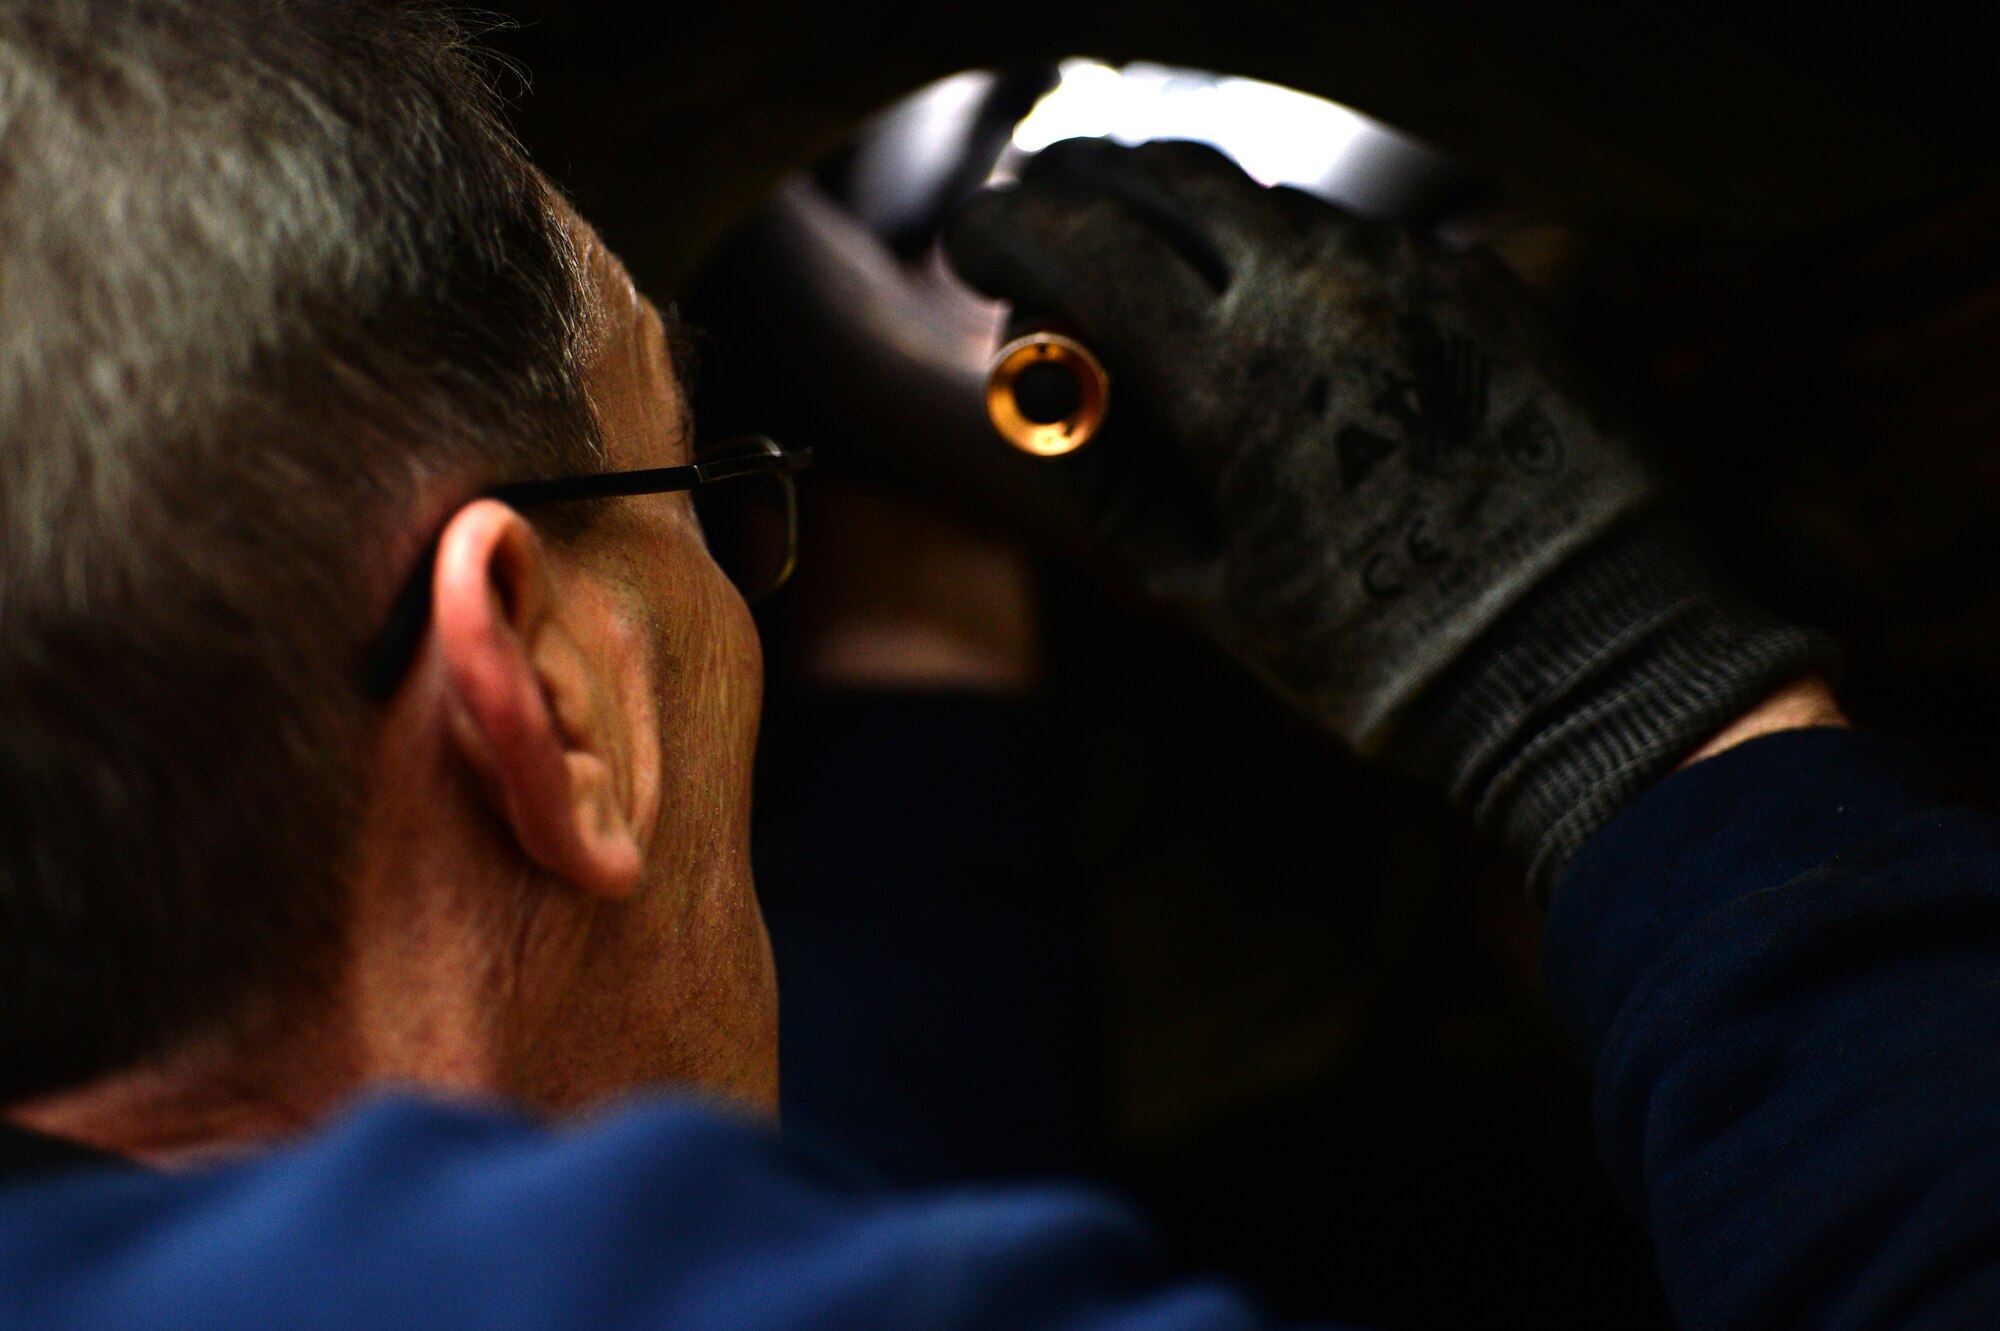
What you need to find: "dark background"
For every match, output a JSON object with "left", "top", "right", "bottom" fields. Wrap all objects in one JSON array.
[{"left": 489, "top": 7, "right": 2000, "bottom": 1325}]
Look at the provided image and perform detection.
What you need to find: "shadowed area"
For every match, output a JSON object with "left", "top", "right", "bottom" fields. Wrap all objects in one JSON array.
[{"left": 488, "top": 9, "right": 2000, "bottom": 1326}]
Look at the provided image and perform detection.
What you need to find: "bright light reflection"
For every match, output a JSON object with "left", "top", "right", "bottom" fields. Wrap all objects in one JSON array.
[{"left": 1010, "top": 59, "right": 1370, "bottom": 190}]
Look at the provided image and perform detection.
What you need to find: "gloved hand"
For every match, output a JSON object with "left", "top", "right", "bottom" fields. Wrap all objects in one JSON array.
[{"left": 947, "top": 138, "right": 1836, "bottom": 901}]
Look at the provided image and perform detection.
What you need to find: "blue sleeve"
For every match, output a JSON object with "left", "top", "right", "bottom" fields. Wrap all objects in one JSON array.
[
  {"left": 0, "top": 1095, "right": 1309, "bottom": 1331},
  {"left": 1547, "top": 727, "right": 2000, "bottom": 1328}
]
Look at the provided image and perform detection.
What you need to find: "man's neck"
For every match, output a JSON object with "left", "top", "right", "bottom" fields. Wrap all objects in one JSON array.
[{"left": 3, "top": 895, "right": 550, "bottom": 1168}]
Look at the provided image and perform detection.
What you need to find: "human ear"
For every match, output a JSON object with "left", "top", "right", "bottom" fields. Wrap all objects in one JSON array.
[{"left": 430, "top": 499, "right": 642, "bottom": 898}]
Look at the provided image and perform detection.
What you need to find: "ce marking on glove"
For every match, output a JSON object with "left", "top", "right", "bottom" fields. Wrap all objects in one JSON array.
[{"left": 1362, "top": 514, "right": 1452, "bottom": 600}]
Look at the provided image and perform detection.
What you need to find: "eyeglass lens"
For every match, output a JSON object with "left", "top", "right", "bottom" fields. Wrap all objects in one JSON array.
[{"left": 691, "top": 441, "right": 798, "bottom": 602}]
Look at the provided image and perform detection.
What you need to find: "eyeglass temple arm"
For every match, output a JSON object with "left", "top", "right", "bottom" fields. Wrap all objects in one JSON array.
[
  {"left": 359, "top": 444, "right": 810, "bottom": 700},
  {"left": 359, "top": 534, "right": 443, "bottom": 701}
]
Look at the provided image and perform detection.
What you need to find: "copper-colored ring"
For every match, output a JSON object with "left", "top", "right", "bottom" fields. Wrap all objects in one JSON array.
[{"left": 984, "top": 332, "right": 1110, "bottom": 457}]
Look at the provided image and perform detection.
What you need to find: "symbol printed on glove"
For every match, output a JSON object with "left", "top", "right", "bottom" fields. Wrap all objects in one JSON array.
[
  {"left": 1333, "top": 316, "right": 1567, "bottom": 494},
  {"left": 1500, "top": 404, "right": 1566, "bottom": 476}
]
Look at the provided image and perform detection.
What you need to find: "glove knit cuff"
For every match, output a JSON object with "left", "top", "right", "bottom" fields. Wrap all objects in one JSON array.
[{"left": 1385, "top": 512, "right": 1842, "bottom": 908}]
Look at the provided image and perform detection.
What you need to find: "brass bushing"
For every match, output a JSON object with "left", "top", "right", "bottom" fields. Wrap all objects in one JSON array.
[{"left": 984, "top": 331, "right": 1110, "bottom": 457}]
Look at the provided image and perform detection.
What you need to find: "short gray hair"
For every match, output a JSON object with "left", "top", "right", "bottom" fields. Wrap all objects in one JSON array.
[{"left": 0, "top": 0, "right": 603, "bottom": 1098}]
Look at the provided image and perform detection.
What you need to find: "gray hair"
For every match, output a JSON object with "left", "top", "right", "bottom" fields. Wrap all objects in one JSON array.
[{"left": 0, "top": 0, "right": 603, "bottom": 1098}]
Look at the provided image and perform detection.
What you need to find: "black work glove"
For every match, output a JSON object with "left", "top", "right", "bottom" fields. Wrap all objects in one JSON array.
[{"left": 947, "top": 138, "right": 1836, "bottom": 902}]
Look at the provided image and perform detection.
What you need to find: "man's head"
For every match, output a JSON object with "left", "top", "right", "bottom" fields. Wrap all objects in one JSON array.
[{"left": 0, "top": 0, "right": 774, "bottom": 1124}]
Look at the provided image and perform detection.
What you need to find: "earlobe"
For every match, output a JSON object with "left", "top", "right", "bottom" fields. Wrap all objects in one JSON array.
[{"left": 430, "top": 500, "right": 643, "bottom": 899}]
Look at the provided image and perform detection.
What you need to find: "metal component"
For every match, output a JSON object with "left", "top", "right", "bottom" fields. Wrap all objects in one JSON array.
[{"left": 985, "top": 332, "right": 1110, "bottom": 456}]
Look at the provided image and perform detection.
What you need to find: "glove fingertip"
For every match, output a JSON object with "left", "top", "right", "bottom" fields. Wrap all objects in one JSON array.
[
  {"left": 1129, "top": 137, "right": 1250, "bottom": 186},
  {"left": 1018, "top": 135, "right": 1126, "bottom": 188}
]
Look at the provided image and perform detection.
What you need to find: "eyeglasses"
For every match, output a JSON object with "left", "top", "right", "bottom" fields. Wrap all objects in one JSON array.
[{"left": 360, "top": 434, "right": 811, "bottom": 700}]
